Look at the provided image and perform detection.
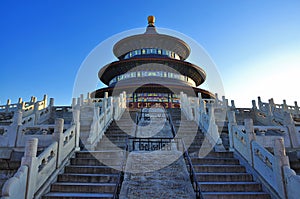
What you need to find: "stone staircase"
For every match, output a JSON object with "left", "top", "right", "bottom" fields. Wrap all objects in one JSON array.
[
  {"left": 287, "top": 151, "right": 300, "bottom": 175},
  {"left": 42, "top": 109, "right": 136, "bottom": 198},
  {"left": 193, "top": 152, "right": 270, "bottom": 199},
  {"left": 42, "top": 150, "right": 124, "bottom": 199},
  {"left": 169, "top": 108, "right": 271, "bottom": 199},
  {"left": 0, "top": 158, "right": 21, "bottom": 197}
]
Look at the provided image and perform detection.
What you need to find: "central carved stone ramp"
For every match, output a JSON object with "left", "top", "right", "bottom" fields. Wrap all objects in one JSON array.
[
  {"left": 120, "top": 150, "right": 195, "bottom": 199},
  {"left": 119, "top": 108, "right": 194, "bottom": 198},
  {"left": 42, "top": 150, "right": 124, "bottom": 199}
]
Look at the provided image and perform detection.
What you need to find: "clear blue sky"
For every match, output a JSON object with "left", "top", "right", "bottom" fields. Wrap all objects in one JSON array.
[{"left": 0, "top": 0, "right": 299, "bottom": 107}]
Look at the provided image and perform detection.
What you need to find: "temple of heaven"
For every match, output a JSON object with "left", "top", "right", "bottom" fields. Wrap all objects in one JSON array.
[{"left": 92, "top": 16, "right": 214, "bottom": 108}]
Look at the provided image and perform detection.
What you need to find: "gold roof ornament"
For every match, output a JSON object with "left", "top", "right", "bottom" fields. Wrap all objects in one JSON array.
[{"left": 147, "top": 15, "right": 155, "bottom": 26}]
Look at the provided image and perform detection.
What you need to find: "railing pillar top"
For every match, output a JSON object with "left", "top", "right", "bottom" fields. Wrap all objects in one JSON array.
[
  {"left": 104, "top": 92, "right": 108, "bottom": 99},
  {"left": 55, "top": 118, "right": 64, "bottom": 134},
  {"left": 72, "top": 98, "right": 77, "bottom": 108},
  {"left": 87, "top": 92, "right": 91, "bottom": 99},
  {"left": 284, "top": 112, "right": 293, "bottom": 125},
  {"left": 49, "top": 98, "right": 54, "bottom": 107},
  {"left": 198, "top": 92, "right": 202, "bottom": 100},
  {"left": 252, "top": 100, "right": 257, "bottom": 109},
  {"left": 258, "top": 96, "right": 261, "bottom": 103},
  {"left": 231, "top": 100, "right": 235, "bottom": 108},
  {"left": 14, "top": 110, "right": 23, "bottom": 125},
  {"left": 24, "top": 138, "right": 38, "bottom": 157},
  {"left": 228, "top": 111, "right": 237, "bottom": 124},
  {"left": 244, "top": 118, "right": 254, "bottom": 135},
  {"left": 274, "top": 137, "right": 286, "bottom": 157},
  {"left": 6, "top": 99, "right": 11, "bottom": 105},
  {"left": 80, "top": 94, "right": 84, "bottom": 105}
]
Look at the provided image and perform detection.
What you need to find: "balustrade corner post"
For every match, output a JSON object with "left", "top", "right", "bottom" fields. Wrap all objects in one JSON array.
[
  {"left": 252, "top": 100, "right": 257, "bottom": 110},
  {"left": 77, "top": 97, "right": 81, "bottom": 108},
  {"left": 21, "top": 138, "right": 38, "bottom": 199},
  {"left": 214, "top": 93, "right": 219, "bottom": 103},
  {"left": 257, "top": 96, "right": 262, "bottom": 109},
  {"left": 53, "top": 118, "right": 64, "bottom": 168},
  {"left": 245, "top": 118, "right": 256, "bottom": 165},
  {"left": 33, "top": 101, "right": 39, "bottom": 125},
  {"left": 9, "top": 110, "right": 23, "bottom": 147},
  {"left": 294, "top": 101, "right": 299, "bottom": 114},
  {"left": 273, "top": 137, "right": 289, "bottom": 199},
  {"left": 227, "top": 111, "right": 237, "bottom": 151},
  {"left": 283, "top": 100, "right": 288, "bottom": 111},
  {"left": 224, "top": 98, "right": 229, "bottom": 109},
  {"left": 5, "top": 99, "right": 11, "bottom": 113},
  {"left": 17, "top": 97, "right": 23, "bottom": 110},
  {"left": 21, "top": 101, "right": 25, "bottom": 111},
  {"left": 194, "top": 97, "right": 200, "bottom": 122},
  {"left": 72, "top": 98, "right": 77, "bottom": 109},
  {"left": 43, "top": 94, "right": 48, "bottom": 107},
  {"left": 80, "top": 94, "right": 84, "bottom": 106},
  {"left": 122, "top": 91, "right": 127, "bottom": 108},
  {"left": 73, "top": 109, "right": 81, "bottom": 150},
  {"left": 284, "top": 112, "right": 300, "bottom": 148},
  {"left": 231, "top": 100, "right": 236, "bottom": 109},
  {"left": 49, "top": 98, "right": 54, "bottom": 107},
  {"left": 266, "top": 104, "right": 273, "bottom": 125}
]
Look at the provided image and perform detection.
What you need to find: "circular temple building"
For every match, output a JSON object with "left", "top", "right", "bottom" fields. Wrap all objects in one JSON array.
[{"left": 92, "top": 16, "right": 214, "bottom": 108}]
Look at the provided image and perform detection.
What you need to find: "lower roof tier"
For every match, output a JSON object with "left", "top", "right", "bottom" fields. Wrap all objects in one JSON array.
[
  {"left": 98, "top": 57, "right": 206, "bottom": 86},
  {"left": 91, "top": 84, "right": 214, "bottom": 99}
]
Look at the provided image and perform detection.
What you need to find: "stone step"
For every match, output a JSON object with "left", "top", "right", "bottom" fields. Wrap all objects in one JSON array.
[
  {"left": 201, "top": 191, "right": 271, "bottom": 199},
  {"left": 104, "top": 132, "right": 129, "bottom": 136},
  {"left": 290, "top": 161, "right": 300, "bottom": 169},
  {"left": 43, "top": 192, "right": 113, "bottom": 199},
  {"left": 65, "top": 165, "right": 120, "bottom": 174},
  {"left": 96, "top": 145, "right": 127, "bottom": 151},
  {"left": 191, "top": 158, "right": 240, "bottom": 165},
  {"left": 70, "top": 158, "right": 122, "bottom": 166},
  {"left": 75, "top": 151, "right": 125, "bottom": 159},
  {"left": 199, "top": 181, "right": 262, "bottom": 192},
  {"left": 193, "top": 165, "right": 246, "bottom": 173},
  {"left": 197, "top": 173, "right": 253, "bottom": 182},
  {"left": 58, "top": 173, "right": 118, "bottom": 183},
  {"left": 50, "top": 182, "right": 116, "bottom": 193},
  {"left": 204, "top": 152, "right": 234, "bottom": 158}
]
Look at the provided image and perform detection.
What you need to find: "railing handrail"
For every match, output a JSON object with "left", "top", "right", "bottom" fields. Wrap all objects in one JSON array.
[
  {"left": 112, "top": 136, "right": 128, "bottom": 199},
  {"left": 167, "top": 111, "right": 176, "bottom": 138},
  {"left": 167, "top": 109, "right": 202, "bottom": 199},
  {"left": 181, "top": 139, "right": 203, "bottom": 199}
]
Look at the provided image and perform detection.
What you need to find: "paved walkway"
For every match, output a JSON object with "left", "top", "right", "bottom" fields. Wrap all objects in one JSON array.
[{"left": 120, "top": 108, "right": 195, "bottom": 199}]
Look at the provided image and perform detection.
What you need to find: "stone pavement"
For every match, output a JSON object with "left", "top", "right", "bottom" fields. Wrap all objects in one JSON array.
[{"left": 120, "top": 108, "right": 195, "bottom": 199}]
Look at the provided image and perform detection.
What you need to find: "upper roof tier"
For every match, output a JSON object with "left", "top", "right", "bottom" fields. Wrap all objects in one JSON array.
[{"left": 113, "top": 16, "right": 191, "bottom": 60}]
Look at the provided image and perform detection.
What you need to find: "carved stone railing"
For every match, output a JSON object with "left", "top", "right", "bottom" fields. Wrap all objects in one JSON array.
[
  {"left": 228, "top": 114, "right": 298, "bottom": 199},
  {"left": 0, "top": 95, "right": 47, "bottom": 113},
  {"left": 254, "top": 97, "right": 300, "bottom": 126},
  {"left": 1, "top": 118, "right": 79, "bottom": 199},
  {"left": 0, "top": 111, "right": 22, "bottom": 152},
  {"left": 77, "top": 91, "right": 126, "bottom": 150},
  {"left": 283, "top": 166, "right": 300, "bottom": 199},
  {"left": 180, "top": 92, "right": 224, "bottom": 151},
  {"left": 1, "top": 166, "right": 28, "bottom": 199}
]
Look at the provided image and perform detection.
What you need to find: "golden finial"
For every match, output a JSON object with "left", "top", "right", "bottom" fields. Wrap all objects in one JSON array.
[{"left": 147, "top": 15, "right": 155, "bottom": 26}]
